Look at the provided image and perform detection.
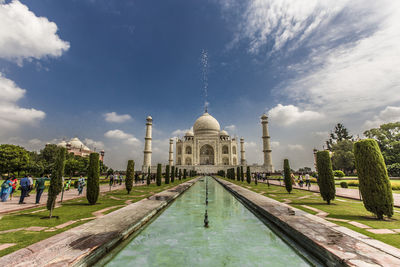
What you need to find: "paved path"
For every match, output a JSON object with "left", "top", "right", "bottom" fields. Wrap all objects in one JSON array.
[
  {"left": 262, "top": 180, "right": 400, "bottom": 208},
  {"left": 0, "top": 182, "right": 148, "bottom": 215}
]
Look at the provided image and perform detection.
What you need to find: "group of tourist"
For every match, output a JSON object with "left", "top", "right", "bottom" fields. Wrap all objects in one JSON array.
[
  {"left": 109, "top": 173, "right": 123, "bottom": 187},
  {"left": 0, "top": 175, "right": 48, "bottom": 204}
]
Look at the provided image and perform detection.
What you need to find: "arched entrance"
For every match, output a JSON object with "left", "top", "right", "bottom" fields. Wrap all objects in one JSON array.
[{"left": 200, "top": 144, "right": 214, "bottom": 165}]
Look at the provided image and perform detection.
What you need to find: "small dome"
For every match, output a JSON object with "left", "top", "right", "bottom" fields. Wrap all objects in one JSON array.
[
  {"left": 261, "top": 114, "right": 268, "bottom": 120},
  {"left": 146, "top": 116, "right": 152, "bottom": 121},
  {"left": 58, "top": 140, "right": 67, "bottom": 148},
  {"left": 69, "top": 137, "right": 84, "bottom": 149},
  {"left": 193, "top": 112, "right": 220, "bottom": 136},
  {"left": 220, "top": 130, "right": 229, "bottom": 136},
  {"left": 185, "top": 130, "right": 194, "bottom": 137}
]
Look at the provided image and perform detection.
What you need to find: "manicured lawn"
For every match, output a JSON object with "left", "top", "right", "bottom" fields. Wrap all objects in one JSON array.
[
  {"left": 221, "top": 177, "right": 400, "bottom": 249},
  {"left": 0, "top": 178, "right": 192, "bottom": 257}
]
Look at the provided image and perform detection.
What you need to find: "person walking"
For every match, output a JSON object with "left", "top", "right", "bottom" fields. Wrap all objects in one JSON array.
[
  {"left": 119, "top": 174, "right": 123, "bottom": 185},
  {"left": 1, "top": 177, "right": 13, "bottom": 202},
  {"left": 109, "top": 174, "right": 114, "bottom": 187},
  {"left": 65, "top": 178, "right": 72, "bottom": 191},
  {"left": 77, "top": 175, "right": 85, "bottom": 195},
  {"left": 305, "top": 173, "right": 311, "bottom": 189},
  {"left": 19, "top": 176, "right": 30, "bottom": 204},
  {"left": 299, "top": 175, "right": 304, "bottom": 187},
  {"left": 27, "top": 175, "right": 34, "bottom": 197},
  {"left": 35, "top": 176, "right": 46, "bottom": 204},
  {"left": 10, "top": 176, "right": 18, "bottom": 200}
]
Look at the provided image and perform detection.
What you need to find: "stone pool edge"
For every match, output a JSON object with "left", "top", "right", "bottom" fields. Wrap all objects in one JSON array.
[
  {"left": 215, "top": 178, "right": 400, "bottom": 267},
  {"left": 0, "top": 178, "right": 200, "bottom": 267}
]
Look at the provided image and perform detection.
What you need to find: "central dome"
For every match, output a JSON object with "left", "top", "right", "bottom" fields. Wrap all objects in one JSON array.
[{"left": 193, "top": 112, "right": 221, "bottom": 135}]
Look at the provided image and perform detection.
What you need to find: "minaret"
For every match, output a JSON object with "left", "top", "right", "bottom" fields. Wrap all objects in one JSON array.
[
  {"left": 261, "top": 114, "right": 273, "bottom": 171},
  {"left": 169, "top": 138, "right": 174, "bottom": 166},
  {"left": 240, "top": 137, "right": 246, "bottom": 165},
  {"left": 142, "top": 116, "right": 153, "bottom": 172}
]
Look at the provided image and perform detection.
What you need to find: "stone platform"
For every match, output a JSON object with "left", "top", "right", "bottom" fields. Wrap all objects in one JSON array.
[
  {"left": 0, "top": 178, "right": 199, "bottom": 267},
  {"left": 216, "top": 178, "right": 400, "bottom": 267}
]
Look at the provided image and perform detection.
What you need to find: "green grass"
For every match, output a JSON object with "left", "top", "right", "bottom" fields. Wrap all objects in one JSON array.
[
  {"left": 0, "top": 178, "right": 192, "bottom": 257},
  {"left": 221, "top": 177, "right": 400, "bottom": 249}
]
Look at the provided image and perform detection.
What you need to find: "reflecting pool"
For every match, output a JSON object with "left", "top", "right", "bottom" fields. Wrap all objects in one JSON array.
[{"left": 105, "top": 177, "right": 312, "bottom": 266}]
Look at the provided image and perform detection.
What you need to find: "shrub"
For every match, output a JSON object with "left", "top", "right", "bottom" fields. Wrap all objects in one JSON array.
[
  {"left": 47, "top": 147, "right": 66, "bottom": 218},
  {"left": 171, "top": 166, "right": 175, "bottom": 183},
  {"left": 156, "top": 164, "right": 162, "bottom": 186},
  {"left": 125, "top": 160, "right": 134, "bottom": 193},
  {"left": 165, "top": 165, "right": 170, "bottom": 184},
  {"left": 333, "top": 170, "right": 345, "bottom": 178},
  {"left": 246, "top": 166, "right": 251, "bottom": 184},
  {"left": 316, "top": 151, "right": 336, "bottom": 204},
  {"left": 340, "top": 181, "right": 348, "bottom": 188},
  {"left": 354, "top": 139, "right": 393, "bottom": 219},
  {"left": 283, "top": 159, "right": 292, "bottom": 194},
  {"left": 387, "top": 163, "right": 400, "bottom": 177},
  {"left": 348, "top": 181, "right": 359, "bottom": 187},
  {"left": 87, "top": 153, "right": 100, "bottom": 205}
]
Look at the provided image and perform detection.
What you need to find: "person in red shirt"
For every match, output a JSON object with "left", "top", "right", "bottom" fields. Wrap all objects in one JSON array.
[{"left": 10, "top": 176, "right": 18, "bottom": 200}]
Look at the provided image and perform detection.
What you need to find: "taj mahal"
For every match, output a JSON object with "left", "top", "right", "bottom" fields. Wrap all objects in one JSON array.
[{"left": 142, "top": 110, "right": 274, "bottom": 174}]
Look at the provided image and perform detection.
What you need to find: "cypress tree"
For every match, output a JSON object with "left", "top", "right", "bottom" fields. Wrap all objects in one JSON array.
[
  {"left": 87, "top": 153, "right": 100, "bottom": 205},
  {"left": 178, "top": 169, "right": 182, "bottom": 180},
  {"left": 246, "top": 166, "right": 251, "bottom": 184},
  {"left": 146, "top": 169, "right": 151, "bottom": 186},
  {"left": 241, "top": 166, "right": 244, "bottom": 182},
  {"left": 165, "top": 165, "right": 170, "bottom": 184},
  {"left": 236, "top": 167, "right": 240, "bottom": 181},
  {"left": 171, "top": 166, "right": 175, "bottom": 183},
  {"left": 147, "top": 167, "right": 151, "bottom": 183},
  {"left": 354, "top": 139, "right": 394, "bottom": 219},
  {"left": 156, "top": 164, "right": 162, "bottom": 186},
  {"left": 283, "top": 159, "right": 292, "bottom": 193},
  {"left": 175, "top": 167, "right": 178, "bottom": 179},
  {"left": 47, "top": 147, "right": 65, "bottom": 218},
  {"left": 316, "top": 151, "right": 335, "bottom": 204},
  {"left": 125, "top": 160, "right": 134, "bottom": 194},
  {"left": 183, "top": 169, "right": 187, "bottom": 179}
]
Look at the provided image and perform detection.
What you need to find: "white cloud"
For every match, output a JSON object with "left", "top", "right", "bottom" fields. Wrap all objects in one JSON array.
[
  {"left": 172, "top": 127, "right": 192, "bottom": 137},
  {"left": 0, "top": 0, "right": 70, "bottom": 64},
  {"left": 104, "top": 129, "right": 140, "bottom": 145},
  {"left": 225, "top": 124, "right": 237, "bottom": 134},
  {"left": 268, "top": 104, "right": 323, "bottom": 126},
  {"left": 104, "top": 112, "right": 132, "bottom": 123},
  {"left": 288, "top": 144, "right": 304, "bottom": 151},
  {"left": 0, "top": 74, "right": 45, "bottom": 132},
  {"left": 363, "top": 106, "right": 400, "bottom": 129},
  {"left": 271, "top": 141, "right": 280, "bottom": 148},
  {"left": 84, "top": 138, "right": 105, "bottom": 150}
]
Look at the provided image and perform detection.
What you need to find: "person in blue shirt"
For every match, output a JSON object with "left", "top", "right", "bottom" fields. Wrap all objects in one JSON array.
[
  {"left": 1, "top": 177, "right": 13, "bottom": 202},
  {"left": 19, "top": 176, "right": 30, "bottom": 204}
]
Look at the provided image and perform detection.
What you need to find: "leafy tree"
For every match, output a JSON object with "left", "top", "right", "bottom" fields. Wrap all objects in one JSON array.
[
  {"left": 316, "top": 151, "right": 336, "bottom": 204},
  {"left": 298, "top": 167, "right": 312, "bottom": 173},
  {"left": 65, "top": 158, "right": 80, "bottom": 178},
  {"left": 125, "top": 160, "right": 134, "bottom": 193},
  {"left": 387, "top": 163, "right": 400, "bottom": 177},
  {"left": 326, "top": 123, "right": 353, "bottom": 150},
  {"left": 331, "top": 140, "right": 355, "bottom": 174},
  {"left": 27, "top": 151, "right": 45, "bottom": 177},
  {"left": 156, "top": 164, "right": 162, "bottom": 186},
  {"left": 283, "top": 159, "right": 292, "bottom": 193},
  {"left": 354, "top": 139, "right": 393, "bottom": 219},
  {"left": 47, "top": 147, "right": 66, "bottom": 218},
  {"left": 246, "top": 166, "right": 251, "bottom": 184},
  {"left": 87, "top": 153, "right": 100, "bottom": 205},
  {"left": 171, "top": 166, "right": 175, "bottom": 183},
  {"left": 364, "top": 122, "right": 400, "bottom": 165},
  {"left": 39, "top": 144, "right": 59, "bottom": 174},
  {"left": 107, "top": 168, "right": 114, "bottom": 177},
  {"left": 165, "top": 165, "right": 170, "bottom": 184},
  {"left": 0, "top": 144, "right": 30, "bottom": 176}
]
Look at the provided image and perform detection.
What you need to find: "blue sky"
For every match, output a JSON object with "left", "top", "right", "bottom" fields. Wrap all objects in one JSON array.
[{"left": 1, "top": 0, "right": 400, "bottom": 170}]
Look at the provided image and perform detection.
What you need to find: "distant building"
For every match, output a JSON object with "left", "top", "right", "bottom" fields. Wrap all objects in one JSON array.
[{"left": 57, "top": 137, "right": 104, "bottom": 161}]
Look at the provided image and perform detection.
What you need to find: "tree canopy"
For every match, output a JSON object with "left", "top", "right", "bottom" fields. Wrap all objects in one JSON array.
[{"left": 326, "top": 123, "right": 353, "bottom": 150}]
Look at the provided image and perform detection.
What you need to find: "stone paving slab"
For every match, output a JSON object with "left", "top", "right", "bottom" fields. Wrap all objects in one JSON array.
[
  {"left": 217, "top": 178, "right": 400, "bottom": 267},
  {"left": 25, "top": 226, "right": 47, "bottom": 232},
  {"left": 366, "top": 229, "right": 396, "bottom": 234},
  {"left": 0, "top": 178, "right": 199, "bottom": 267},
  {"left": 348, "top": 221, "right": 371, "bottom": 229}
]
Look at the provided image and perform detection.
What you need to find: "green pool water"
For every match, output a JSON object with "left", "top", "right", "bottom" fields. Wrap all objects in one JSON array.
[{"left": 105, "top": 177, "right": 313, "bottom": 266}]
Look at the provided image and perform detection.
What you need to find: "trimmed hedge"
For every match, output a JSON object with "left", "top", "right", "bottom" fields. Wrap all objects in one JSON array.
[
  {"left": 240, "top": 166, "right": 244, "bottom": 182},
  {"left": 246, "top": 166, "right": 251, "bottom": 184},
  {"left": 87, "top": 153, "right": 100, "bottom": 205},
  {"left": 125, "top": 160, "right": 134, "bottom": 193},
  {"left": 236, "top": 167, "right": 240, "bottom": 181},
  {"left": 354, "top": 139, "right": 393, "bottom": 219},
  {"left": 165, "top": 165, "right": 170, "bottom": 184},
  {"left": 333, "top": 170, "right": 345, "bottom": 178},
  {"left": 283, "top": 159, "right": 292, "bottom": 193},
  {"left": 171, "top": 166, "right": 175, "bottom": 183},
  {"left": 47, "top": 147, "right": 66, "bottom": 217},
  {"left": 340, "top": 181, "right": 348, "bottom": 188},
  {"left": 316, "top": 151, "right": 335, "bottom": 204},
  {"left": 156, "top": 164, "right": 162, "bottom": 186}
]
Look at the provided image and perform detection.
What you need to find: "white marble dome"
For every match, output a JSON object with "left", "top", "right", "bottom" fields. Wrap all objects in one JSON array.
[
  {"left": 70, "top": 137, "right": 85, "bottom": 149},
  {"left": 220, "top": 130, "right": 229, "bottom": 136},
  {"left": 185, "top": 130, "right": 194, "bottom": 136},
  {"left": 58, "top": 140, "right": 67, "bottom": 148},
  {"left": 193, "top": 112, "right": 220, "bottom": 135}
]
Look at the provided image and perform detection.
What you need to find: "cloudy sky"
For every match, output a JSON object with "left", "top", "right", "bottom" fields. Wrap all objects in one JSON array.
[{"left": 1, "top": 0, "right": 399, "bottom": 170}]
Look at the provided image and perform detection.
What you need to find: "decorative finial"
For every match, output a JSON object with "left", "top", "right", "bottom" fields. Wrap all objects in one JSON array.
[{"left": 205, "top": 105, "right": 208, "bottom": 113}]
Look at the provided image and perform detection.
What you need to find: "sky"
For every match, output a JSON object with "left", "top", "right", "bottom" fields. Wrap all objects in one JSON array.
[{"left": 1, "top": 0, "right": 400, "bottom": 171}]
